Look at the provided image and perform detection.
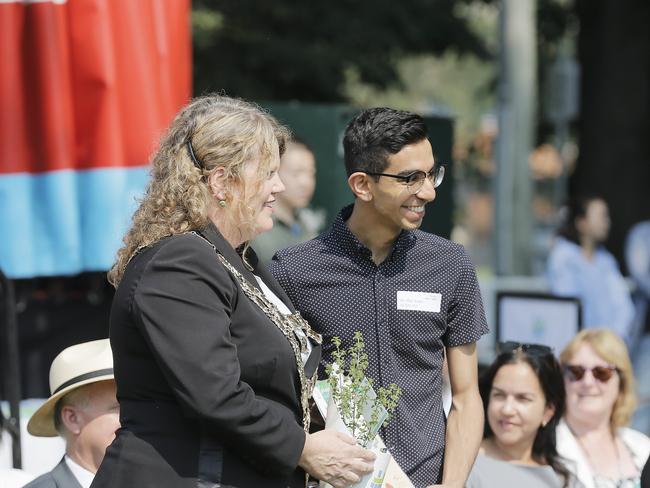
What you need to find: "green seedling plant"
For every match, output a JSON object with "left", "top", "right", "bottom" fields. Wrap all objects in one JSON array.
[{"left": 325, "top": 331, "right": 401, "bottom": 447}]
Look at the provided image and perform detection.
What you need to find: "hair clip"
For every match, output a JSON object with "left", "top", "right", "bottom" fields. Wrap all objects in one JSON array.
[{"left": 186, "top": 140, "right": 203, "bottom": 170}]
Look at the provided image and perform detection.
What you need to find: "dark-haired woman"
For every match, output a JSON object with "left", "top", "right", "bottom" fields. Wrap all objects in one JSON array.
[
  {"left": 466, "top": 343, "right": 573, "bottom": 488},
  {"left": 546, "top": 196, "right": 634, "bottom": 342}
]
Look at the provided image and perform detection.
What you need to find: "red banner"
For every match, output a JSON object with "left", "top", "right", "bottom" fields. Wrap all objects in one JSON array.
[{"left": 0, "top": 0, "right": 192, "bottom": 175}]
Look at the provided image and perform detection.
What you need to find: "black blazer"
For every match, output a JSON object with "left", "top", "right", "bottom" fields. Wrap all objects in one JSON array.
[
  {"left": 23, "top": 458, "right": 83, "bottom": 488},
  {"left": 91, "top": 225, "right": 321, "bottom": 488}
]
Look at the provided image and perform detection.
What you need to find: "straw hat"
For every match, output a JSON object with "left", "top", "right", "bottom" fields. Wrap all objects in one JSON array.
[{"left": 27, "top": 338, "right": 114, "bottom": 437}]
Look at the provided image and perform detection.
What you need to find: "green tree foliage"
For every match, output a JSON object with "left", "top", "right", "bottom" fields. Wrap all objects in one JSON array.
[
  {"left": 571, "top": 0, "right": 650, "bottom": 261},
  {"left": 192, "top": 0, "right": 490, "bottom": 101}
]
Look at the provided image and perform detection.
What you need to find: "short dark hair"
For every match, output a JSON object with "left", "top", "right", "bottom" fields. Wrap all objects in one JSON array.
[
  {"left": 480, "top": 349, "right": 570, "bottom": 487},
  {"left": 343, "top": 108, "right": 428, "bottom": 177},
  {"left": 556, "top": 195, "right": 605, "bottom": 244}
]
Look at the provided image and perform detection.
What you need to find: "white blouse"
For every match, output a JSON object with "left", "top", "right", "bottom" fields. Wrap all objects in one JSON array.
[{"left": 254, "top": 275, "right": 312, "bottom": 365}]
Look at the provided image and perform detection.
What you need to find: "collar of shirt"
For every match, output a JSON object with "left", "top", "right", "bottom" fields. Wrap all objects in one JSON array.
[
  {"left": 327, "top": 204, "right": 416, "bottom": 263},
  {"left": 254, "top": 273, "right": 313, "bottom": 366},
  {"left": 64, "top": 455, "right": 95, "bottom": 488}
]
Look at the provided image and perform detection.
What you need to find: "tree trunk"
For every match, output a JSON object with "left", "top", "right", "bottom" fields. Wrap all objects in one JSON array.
[{"left": 572, "top": 0, "right": 650, "bottom": 267}]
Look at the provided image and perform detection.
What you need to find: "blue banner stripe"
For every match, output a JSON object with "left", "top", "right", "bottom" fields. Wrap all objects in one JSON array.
[{"left": 0, "top": 167, "right": 149, "bottom": 278}]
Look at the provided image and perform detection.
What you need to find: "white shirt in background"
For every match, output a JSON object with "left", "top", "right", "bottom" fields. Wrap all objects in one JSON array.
[{"left": 64, "top": 456, "right": 94, "bottom": 488}]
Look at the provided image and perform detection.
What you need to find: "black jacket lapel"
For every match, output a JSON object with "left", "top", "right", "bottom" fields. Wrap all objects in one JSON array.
[
  {"left": 198, "top": 225, "right": 262, "bottom": 292},
  {"left": 253, "top": 257, "right": 296, "bottom": 313},
  {"left": 253, "top": 252, "right": 322, "bottom": 377},
  {"left": 200, "top": 224, "right": 322, "bottom": 377}
]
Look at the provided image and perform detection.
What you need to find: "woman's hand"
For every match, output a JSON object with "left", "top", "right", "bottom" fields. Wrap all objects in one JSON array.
[{"left": 299, "top": 430, "right": 375, "bottom": 488}]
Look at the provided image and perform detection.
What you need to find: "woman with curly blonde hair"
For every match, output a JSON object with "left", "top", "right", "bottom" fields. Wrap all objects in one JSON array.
[
  {"left": 93, "top": 95, "right": 374, "bottom": 488},
  {"left": 556, "top": 328, "right": 650, "bottom": 488}
]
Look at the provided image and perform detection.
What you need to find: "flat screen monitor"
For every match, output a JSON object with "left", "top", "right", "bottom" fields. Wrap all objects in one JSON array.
[{"left": 496, "top": 292, "right": 582, "bottom": 355}]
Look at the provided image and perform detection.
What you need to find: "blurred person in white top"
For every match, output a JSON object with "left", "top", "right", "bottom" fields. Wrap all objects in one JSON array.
[{"left": 547, "top": 196, "right": 634, "bottom": 343}]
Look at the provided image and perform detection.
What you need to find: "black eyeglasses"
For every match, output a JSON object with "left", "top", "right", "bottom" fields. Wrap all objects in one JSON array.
[
  {"left": 562, "top": 364, "right": 619, "bottom": 383},
  {"left": 497, "top": 341, "right": 553, "bottom": 356},
  {"left": 362, "top": 165, "right": 445, "bottom": 194}
]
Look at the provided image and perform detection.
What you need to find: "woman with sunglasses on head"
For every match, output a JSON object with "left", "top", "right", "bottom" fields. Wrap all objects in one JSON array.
[
  {"left": 467, "top": 342, "right": 573, "bottom": 487},
  {"left": 557, "top": 329, "right": 650, "bottom": 488}
]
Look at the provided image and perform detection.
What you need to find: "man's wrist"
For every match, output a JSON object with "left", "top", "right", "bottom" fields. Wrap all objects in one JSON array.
[{"left": 441, "top": 481, "right": 464, "bottom": 488}]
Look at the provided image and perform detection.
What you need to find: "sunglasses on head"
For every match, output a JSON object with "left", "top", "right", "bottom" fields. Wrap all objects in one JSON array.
[
  {"left": 562, "top": 364, "right": 619, "bottom": 383},
  {"left": 497, "top": 341, "right": 553, "bottom": 356}
]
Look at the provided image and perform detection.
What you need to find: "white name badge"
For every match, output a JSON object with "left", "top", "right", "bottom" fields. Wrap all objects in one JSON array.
[{"left": 396, "top": 291, "right": 442, "bottom": 313}]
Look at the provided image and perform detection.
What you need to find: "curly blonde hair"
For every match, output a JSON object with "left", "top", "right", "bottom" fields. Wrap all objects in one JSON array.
[
  {"left": 108, "top": 95, "right": 290, "bottom": 286},
  {"left": 560, "top": 328, "right": 637, "bottom": 430}
]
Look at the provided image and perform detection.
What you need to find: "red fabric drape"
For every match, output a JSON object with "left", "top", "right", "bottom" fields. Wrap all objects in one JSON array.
[{"left": 0, "top": 0, "right": 192, "bottom": 175}]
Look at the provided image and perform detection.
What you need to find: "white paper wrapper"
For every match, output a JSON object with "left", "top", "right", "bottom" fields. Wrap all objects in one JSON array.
[
  {"left": 366, "top": 447, "right": 391, "bottom": 488},
  {"left": 312, "top": 381, "right": 413, "bottom": 488},
  {"left": 319, "top": 395, "right": 392, "bottom": 488}
]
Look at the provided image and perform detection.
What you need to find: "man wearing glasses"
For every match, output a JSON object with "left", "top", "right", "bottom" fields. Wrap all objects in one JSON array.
[{"left": 270, "top": 108, "right": 488, "bottom": 487}]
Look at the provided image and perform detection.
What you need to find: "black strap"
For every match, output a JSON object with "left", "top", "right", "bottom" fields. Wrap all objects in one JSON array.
[
  {"left": 53, "top": 368, "right": 114, "bottom": 395},
  {"left": 186, "top": 140, "right": 204, "bottom": 170}
]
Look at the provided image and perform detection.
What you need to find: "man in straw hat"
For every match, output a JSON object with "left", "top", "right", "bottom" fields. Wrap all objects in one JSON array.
[{"left": 24, "top": 339, "right": 119, "bottom": 488}]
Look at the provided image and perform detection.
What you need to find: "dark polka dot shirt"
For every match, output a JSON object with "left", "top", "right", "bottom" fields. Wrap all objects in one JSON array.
[{"left": 270, "top": 205, "right": 489, "bottom": 487}]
